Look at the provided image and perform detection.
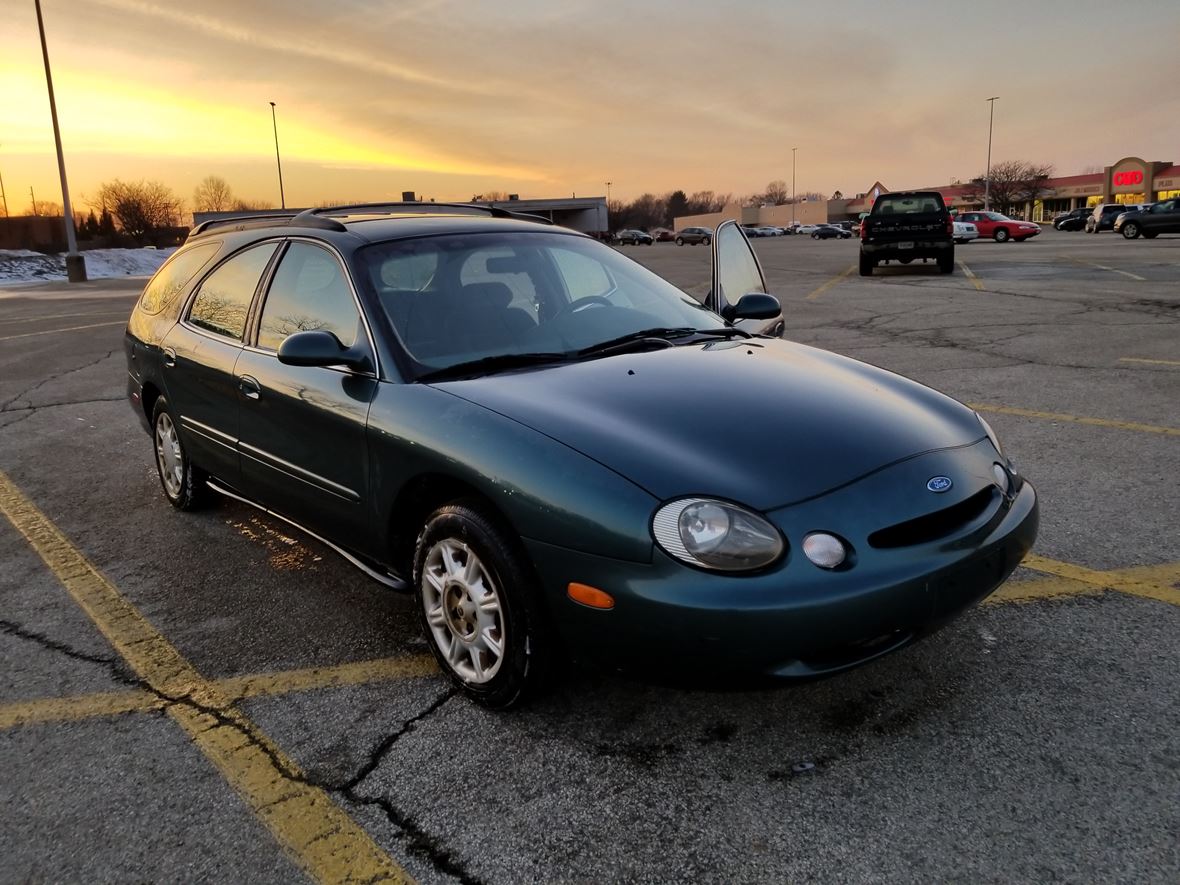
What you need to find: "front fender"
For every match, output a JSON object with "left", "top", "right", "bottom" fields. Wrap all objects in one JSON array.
[{"left": 367, "top": 383, "right": 657, "bottom": 563}]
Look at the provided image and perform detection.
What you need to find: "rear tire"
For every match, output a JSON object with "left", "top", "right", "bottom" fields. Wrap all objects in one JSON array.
[
  {"left": 413, "top": 502, "right": 555, "bottom": 709},
  {"left": 938, "top": 253, "right": 954, "bottom": 274},
  {"left": 858, "top": 253, "right": 874, "bottom": 276},
  {"left": 151, "top": 397, "right": 214, "bottom": 511},
  {"left": 994, "top": 228, "right": 1010, "bottom": 243}
]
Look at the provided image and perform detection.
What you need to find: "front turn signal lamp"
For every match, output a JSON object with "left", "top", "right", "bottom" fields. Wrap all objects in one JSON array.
[{"left": 652, "top": 498, "right": 784, "bottom": 572}]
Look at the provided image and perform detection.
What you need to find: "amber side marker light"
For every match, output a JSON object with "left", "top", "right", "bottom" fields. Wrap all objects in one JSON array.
[{"left": 567, "top": 583, "right": 615, "bottom": 610}]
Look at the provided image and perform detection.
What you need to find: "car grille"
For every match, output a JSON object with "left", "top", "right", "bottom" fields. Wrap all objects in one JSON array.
[{"left": 868, "top": 487, "right": 997, "bottom": 549}]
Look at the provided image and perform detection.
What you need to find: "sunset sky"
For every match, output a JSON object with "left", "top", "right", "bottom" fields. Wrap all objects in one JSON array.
[{"left": 2, "top": 0, "right": 1178, "bottom": 215}]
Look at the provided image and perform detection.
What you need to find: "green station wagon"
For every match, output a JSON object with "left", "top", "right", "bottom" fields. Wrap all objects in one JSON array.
[{"left": 126, "top": 204, "right": 1037, "bottom": 707}]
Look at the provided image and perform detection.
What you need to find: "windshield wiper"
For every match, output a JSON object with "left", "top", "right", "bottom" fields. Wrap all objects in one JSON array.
[
  {"left": 417, "top": 351, "right": 570, "bottom": 382},
  {"left": 576, "top": 326, "right": 748, "bottom": 358}
]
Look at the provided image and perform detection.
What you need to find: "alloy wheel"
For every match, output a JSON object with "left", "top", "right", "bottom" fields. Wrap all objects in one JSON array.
[
  {"left": 421, "top": 539, "right": 505, "bottom": 683},
  {"left": 154, "top": 412, "right": 183, "bottom": 498}
]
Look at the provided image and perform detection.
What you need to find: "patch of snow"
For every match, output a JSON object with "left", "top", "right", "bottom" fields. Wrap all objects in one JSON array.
[{"left": 0, "top": 247, "right": 176, "bottom": 284}]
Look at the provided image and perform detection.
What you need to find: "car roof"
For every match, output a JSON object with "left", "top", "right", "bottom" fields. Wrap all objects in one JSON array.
[{"left": 186, "top": 203, "right": 569, "bottom": 247}]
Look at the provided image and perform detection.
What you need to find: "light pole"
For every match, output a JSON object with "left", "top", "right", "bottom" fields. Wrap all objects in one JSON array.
[
  {"left": 604, "top": 180, "right": 611, "bottom": 231},
  {"left": 791, "top": 147, "right": 797, "bottom": 226},
  {"left": 270, "top": 101, "right": 286, "bottom": 210},
  {"left": 0, "top": 143, "right": 8, "bottom": 217},
  {"left": 984, "top": 96, "right": 999, "bottom": 211},
  {"left": 35, "top": 0, "right": 85, "bottom": 280}
]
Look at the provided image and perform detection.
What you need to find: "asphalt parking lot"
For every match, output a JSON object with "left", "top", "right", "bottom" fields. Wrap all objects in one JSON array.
[{"left": 1, "top": 228, "right": 1178, "bottom": 883}]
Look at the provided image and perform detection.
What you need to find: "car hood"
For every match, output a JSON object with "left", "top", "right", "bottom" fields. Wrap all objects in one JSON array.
[{"left": 434, "top": 339, "right": 985, "bottom": 511}]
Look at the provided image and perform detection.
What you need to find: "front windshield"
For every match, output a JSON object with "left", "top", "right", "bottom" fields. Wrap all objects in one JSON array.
[{"left": 360, "top": 231, "right": 725, "bottom": 376}]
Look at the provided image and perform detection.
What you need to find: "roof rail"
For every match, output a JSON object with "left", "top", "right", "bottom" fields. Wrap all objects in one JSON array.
[
  {"left": 188, "top": 212, "right": 347, "bottom": 238},
  {"left": 295, "top": 202, "right": 554, "bottom": 225}
]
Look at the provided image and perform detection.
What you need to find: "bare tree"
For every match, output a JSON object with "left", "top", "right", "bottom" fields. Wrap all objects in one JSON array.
[
  {"left": 965, "top": 160, "right": 1055, "bottom": 216},
  {"left": 762, "top": 180, "right": 790, "bottom": 205},
  {"left": 193, "top": 175, "right": 234, "bottom": 212},
  {"left": 95, "top": 179, "right": 182, "bottom": 236}
]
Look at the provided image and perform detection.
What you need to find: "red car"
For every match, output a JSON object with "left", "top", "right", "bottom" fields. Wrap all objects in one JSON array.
[{"left": 956, "top": 212, "right": 1041, "bottom": 243}]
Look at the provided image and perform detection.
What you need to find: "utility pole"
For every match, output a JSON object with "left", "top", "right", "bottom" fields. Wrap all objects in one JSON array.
[
  {"left": 984, "top": 96, "right": 999, "bottom": 211},
  {"left": 791, "top": 147, "right": 798, "bottom": 226},
  {"left": 0, "top": 144, "right": 8, "bottom": 217},
  {"left": 270, "top": 101, "right": 286, "bottom": 210},
  {"left": 35, "top": 0, "right": 86, "bottom": 280},
  {"left": 30, "top": 186, "right": 37, "bottom": 215}
]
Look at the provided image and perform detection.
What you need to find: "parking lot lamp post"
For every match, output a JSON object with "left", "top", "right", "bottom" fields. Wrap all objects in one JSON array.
[
  {"left": 791, "top": 147, "right": 797, "bottom": 226},
  {"left": 270, "top": 101, "right": 285, "bottom": 210},
  {"left": 0, "top": 144, "right": 8, "bottom": 217},
  {"left": 34, "top": 0, "right": 85, "bottom": 281},
  {"left": 605, "top": 180, "right": 611, "bottom": 228},
  {"left": 984, "top": 96, "right": 999, "bottom": 211}
]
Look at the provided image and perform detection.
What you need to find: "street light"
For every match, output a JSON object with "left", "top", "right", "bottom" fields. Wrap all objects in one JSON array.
[
  {"left": 791, "top": 147, "right": 799, "bottom": 224},
  {"left": 0, "top": 144, "right": 9, "bottom": 217},
  {"left": 605, "top": 180, "right": 611, "bottom": 231},
  {"left": 269, "top": 101, "right": 286, "bottom": 210},
  {"left": 35, "top": 0, "right": 85, "bottom": 281},
  {"left": 984, "top": 96, "right": 999, "bottom": 211}
]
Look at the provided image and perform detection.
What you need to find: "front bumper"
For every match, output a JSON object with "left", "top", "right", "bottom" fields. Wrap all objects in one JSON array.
[{"left": 529, "top": 446, "right": 1038, "bottom": 680}]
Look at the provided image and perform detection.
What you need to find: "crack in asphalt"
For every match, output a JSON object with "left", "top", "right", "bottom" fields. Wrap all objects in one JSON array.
[
  {"left": 0, "top": 349, "right": 118, "bottom": 413},
  {"left": 0, "top": 396, "right": 126, "bottom": 432},
  {"left": 2, "top": 618, "right": 479, "bottom": 883}
]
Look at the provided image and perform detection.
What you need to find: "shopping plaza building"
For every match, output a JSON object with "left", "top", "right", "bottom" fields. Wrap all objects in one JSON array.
[{"left": 675, "top": 155, "right": 1180, "bottom": 230}]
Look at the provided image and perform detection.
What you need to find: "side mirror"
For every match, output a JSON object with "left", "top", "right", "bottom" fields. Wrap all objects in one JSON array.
[
  {"left": 724, "top": 292, "right": 781, "bottom": 321},
  {"left": 277, "top": 330, "right": 371, "bottom": 372}
]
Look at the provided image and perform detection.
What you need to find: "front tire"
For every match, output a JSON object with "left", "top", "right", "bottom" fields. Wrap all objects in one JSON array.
[
  {"left": 151, "top": 397, "right": 214, "bottom": 511},
  {"left": 414, "top": 503, "right": 553, "bottom": 709},
  {"left": 1122, "top": 222, "right": 1140, "bottom": 239},
  {"left": 994, "top": 228, "right": 1010, "bottom": 243},
  {"left": 676, "top": 237, "right": 684, "bottom": 246}
]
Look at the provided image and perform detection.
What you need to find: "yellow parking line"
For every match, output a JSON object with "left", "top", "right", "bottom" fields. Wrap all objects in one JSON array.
[
  {"left": 968, "top": 403, "right": 1180, "bottom": 437},
  {"left": 1119, "top": 357, "right": 1180, "bottom": 367},
  {"left": 0, "top": 470, "right": 413, "bottom": 885},
  {"left": 0, "top": 654, "right": 439, "bottom": 731},
  {"left": 957, "top": 259, "right": 985, "bottom": 291},
  {"left": 1022, "top": 555, "right": 1180, "bottom": 607},
  {"left": 805, "top": 264, "right": 856, "bottom": 300},
  {"left": 0, "top": 321, "right": 125, "bottom": 342},
  {"left": 985, "top": 574, "right": 1101, "bottom": 605}
]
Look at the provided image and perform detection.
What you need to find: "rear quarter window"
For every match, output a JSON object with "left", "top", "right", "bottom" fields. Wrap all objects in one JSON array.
[{"left": 137, "top": 243, "right": 220, "bottom": 315}]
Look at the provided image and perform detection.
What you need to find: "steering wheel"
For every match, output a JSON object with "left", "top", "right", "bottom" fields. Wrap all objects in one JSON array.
[{"left": 551, "top": 295, "right": 613, "bottom": 319}]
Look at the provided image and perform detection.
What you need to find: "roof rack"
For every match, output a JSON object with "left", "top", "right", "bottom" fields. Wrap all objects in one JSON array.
[
  {"left": 188, "top": 212, "right": 346, "bottom": 238},
  {"left": 294, "top": 202, "right": 554, "bottom": 226}
]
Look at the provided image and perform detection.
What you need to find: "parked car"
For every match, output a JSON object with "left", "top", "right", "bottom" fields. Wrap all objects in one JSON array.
[
  {"left": 859, "top": 190, "right": 955, "bottom": 274},
  {"left": 650, "top": 228, "right": 676, "bottom": 242},
  {"left": 795, "top": 224, "right": 822, "bottom": 236},
  {"left": 953, "top": 221, "right": 979, "bottom": 244},
  {"left": 812, "top": 225, "right": 852, "bottom": 239},
  {"left": 615, "top": 229, "right": 654, "bottom": 246},
  {"left": 676, "top": 226, "right": 713, "bottom": 246},
  {"left": 1084, "top": 203, "right": 1131, "bottom": 233},
  {"left": 126, "top": 204, "right": 1035, "bottom": 707},
  {"left": 741, "top": 225, "right": 768, "bottom": 238},
  {"left": 1114, "top": 198, "right": 1180, "bottom": 239},
  {"left": 756, "top": 226, "right": 782, "bottom": 237},
  {"left": 955, "top": 212, "right": 1041, "bottom": 243},
  {"left": 1052, "top": 207, "right": 1092, "bottom": 231}
]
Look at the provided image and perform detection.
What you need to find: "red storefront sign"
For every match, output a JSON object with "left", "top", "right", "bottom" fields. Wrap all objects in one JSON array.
[{"left": 1113, "top": 170, "right": 1144, "bottom": 186}]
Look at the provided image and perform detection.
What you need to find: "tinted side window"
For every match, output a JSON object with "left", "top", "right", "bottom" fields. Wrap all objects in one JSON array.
[
  {"left": 139, "top": 243, "right": 219, "bottom": 314},
  {"left": 188, "top": 243, "right": 278, "bottom": 340},
  {"left": 257, "top": 243, "right": 360, "bottom": 352}
]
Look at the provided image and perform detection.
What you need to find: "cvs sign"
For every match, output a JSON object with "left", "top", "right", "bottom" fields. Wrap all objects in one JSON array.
[{"left": 1113, "top": 170, "right": 1144, "bottom": 186}]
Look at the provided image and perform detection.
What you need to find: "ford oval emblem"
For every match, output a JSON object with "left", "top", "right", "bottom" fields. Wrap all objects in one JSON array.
[{"left": 926, "top": 476, "right": 953, "bottom": 493}]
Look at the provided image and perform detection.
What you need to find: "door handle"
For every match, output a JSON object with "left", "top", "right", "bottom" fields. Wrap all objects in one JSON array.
[
  {"left": 162, "top": 347, "right": 176, "bottom": 368},
  {"left": 238, "top": 375, "right": 261, "bottom": 401}
]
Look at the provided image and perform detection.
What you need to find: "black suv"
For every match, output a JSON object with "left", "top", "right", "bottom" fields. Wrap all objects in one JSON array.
[
  {"left": 1085, "top": 203, "right": 1130, "bottom": 233},
  {"left": 858, "top": 191, "right": 954, "bottom": 275}
]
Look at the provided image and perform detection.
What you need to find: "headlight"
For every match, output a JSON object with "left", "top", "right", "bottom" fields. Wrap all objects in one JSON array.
[
  {"left": 976, "top": 412, "right": 1004, "bottom": 457},
  {"left": 652, "top": 498, "right": 784, "bottom": 571}
]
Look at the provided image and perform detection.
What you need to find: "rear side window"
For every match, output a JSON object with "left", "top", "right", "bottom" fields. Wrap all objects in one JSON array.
[
  {"left": 257, "top": 243, "right": 360, "bottom": 352},
  {"left": 188, "top": 243, "right": 278, "bottom": 341},
  {"left": 138, "top": 244, "right": 219, "bottom": 314},
  {"left": 875, "top": 195, "right": 944, "bottom": 214}
]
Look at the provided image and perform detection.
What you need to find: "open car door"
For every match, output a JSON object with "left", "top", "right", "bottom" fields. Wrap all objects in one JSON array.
[{"left": 709, "top": 220, "right": 783, "bottom": 336}]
